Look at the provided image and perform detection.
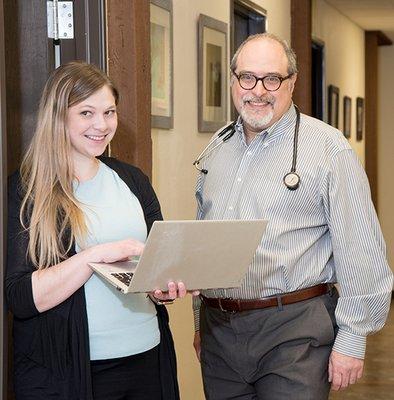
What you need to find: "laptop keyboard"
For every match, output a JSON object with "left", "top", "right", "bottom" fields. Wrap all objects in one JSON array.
[{"left": 111, "top": 272, "right": 134, "bottom": 286}]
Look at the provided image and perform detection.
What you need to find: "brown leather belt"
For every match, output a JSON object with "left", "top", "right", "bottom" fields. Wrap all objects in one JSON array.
[{"left": 200, "top": 283, "right": 333, "bottom": 312}]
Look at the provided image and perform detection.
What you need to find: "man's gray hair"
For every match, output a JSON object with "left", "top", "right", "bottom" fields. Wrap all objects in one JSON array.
[{"left": 230, "top": 33, "right": 298, "bottom": 75}]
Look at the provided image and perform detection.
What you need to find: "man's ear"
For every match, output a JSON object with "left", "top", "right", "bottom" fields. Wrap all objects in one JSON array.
[{"left": 289, "top": 73, "right": 297, "bottom": 93}]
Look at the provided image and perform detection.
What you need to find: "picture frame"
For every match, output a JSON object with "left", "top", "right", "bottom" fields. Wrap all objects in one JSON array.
[
  {"left": 150, "top": 0, "right": 173, "bottom": 129},
  {"left": 356, "top": 97, "right": 364, "bottom": 141},
  {"left": 343, "top": 96, "right": 351, "bottom": 138},
  {"left": 198, "top": 14, "right": 228, "bottom": 132},
  {"left": 328, "top": 85, "right": 339, "bottom": 128}
]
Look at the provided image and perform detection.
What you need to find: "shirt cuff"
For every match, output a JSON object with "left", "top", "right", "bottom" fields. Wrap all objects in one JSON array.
[{"left": 333, "top": 329, "right": 367, "bottom": 359}]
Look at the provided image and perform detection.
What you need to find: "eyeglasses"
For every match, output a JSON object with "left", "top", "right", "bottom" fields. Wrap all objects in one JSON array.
[{"left": 232, "top": 71, "right": 293, "bottom": 91}]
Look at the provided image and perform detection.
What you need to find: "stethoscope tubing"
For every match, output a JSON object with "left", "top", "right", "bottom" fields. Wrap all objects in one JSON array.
[
  {"left": 193, "top": 105, "right": 301, "bottom": 190},
  {"left": 193, "top": 121, "right": 236, "bottom": 171}
]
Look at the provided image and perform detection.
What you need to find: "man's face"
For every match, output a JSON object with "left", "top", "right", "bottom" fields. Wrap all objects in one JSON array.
[{"left": 231, "top": 38, "right": 297, "bottom": 135}]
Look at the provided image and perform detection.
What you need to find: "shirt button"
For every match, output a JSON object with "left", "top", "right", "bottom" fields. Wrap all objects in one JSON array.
[
  {"left": 246, "top": 151, "right": 252, "bottom": 156},
  {"left": 237, "top": 177, "right": 242, "bottom": 182},
  {"left": 263, "top": 143, "right": 268, "bottom": 148},
  {"left": 228, "top": 206, "right": 234, "bottom": 210}
]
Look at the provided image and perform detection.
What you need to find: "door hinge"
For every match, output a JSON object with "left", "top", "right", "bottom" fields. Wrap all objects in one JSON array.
[{"left": 47, "top": 1, "right": 74, "bottom": 40}]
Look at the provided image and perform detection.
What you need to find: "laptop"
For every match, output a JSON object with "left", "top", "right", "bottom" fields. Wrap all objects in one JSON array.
[{"left": 88, "top": 219, "right": 268, "bottom": 294}]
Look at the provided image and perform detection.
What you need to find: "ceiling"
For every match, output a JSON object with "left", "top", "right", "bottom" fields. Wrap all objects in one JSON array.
[{"left": 325, "top": 0, "right": 394, "bottom": 42}]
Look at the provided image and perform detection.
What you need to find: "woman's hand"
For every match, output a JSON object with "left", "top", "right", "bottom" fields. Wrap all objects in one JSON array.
[
  {"left": 89, "top": 238, "right": 145, "bottom": 264},
  {"left": 32, "top": 238, "right": 145, "bottom": 313}
]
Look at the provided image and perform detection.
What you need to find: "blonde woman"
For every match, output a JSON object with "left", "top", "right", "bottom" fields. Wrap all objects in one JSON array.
[{"left": 6, "top": 61, "right": 183, "bottom": 400}]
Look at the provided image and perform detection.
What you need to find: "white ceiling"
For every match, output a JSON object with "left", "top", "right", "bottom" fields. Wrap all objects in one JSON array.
[{"left": 325, "top": 0, "right": 394, "bottom": 42}]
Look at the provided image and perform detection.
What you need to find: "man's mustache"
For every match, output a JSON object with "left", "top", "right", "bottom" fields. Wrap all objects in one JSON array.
[{"left": 242, "top": 95, "right": 276, "bottom": 105}]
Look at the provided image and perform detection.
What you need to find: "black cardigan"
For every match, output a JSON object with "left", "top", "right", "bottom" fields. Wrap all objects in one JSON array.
[{"left": 6, "top": 157, "right": 180, "bottom": 400}]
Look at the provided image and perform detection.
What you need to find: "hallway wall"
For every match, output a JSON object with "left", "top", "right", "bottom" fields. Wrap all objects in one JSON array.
[
  {"left": 312, "top": 0, "right": 365, "bottom": 163},
  {"left": 378, "top": 45, "right": 394, "bottom": 270},
  {"left": 150, "top": 1, "right": 291, "bottom": 398},
  {"left": 312, "top": 0, "right": 393, "bottom": 271}
]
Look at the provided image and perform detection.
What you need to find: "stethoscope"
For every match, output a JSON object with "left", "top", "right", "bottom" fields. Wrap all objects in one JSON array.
[{"left": 193, "top": 105, "right": 301, "bottom": 190}]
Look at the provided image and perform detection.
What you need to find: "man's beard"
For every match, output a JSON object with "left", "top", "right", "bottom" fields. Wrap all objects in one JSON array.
[{"left": 239, "top": 94, "right": 275, "bottom": 131}]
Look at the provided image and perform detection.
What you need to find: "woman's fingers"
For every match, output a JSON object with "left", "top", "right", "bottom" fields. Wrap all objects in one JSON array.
[{"left": 95, "top": 239, "right": 145, "bottom": 263}]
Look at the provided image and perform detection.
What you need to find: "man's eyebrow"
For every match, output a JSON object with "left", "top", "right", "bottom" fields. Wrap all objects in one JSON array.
[{"left": 237, "top": 70, "right": 285, "bottom": 76}]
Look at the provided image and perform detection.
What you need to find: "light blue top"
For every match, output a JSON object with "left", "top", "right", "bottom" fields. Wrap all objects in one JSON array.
[{"left": 74, "top": 161, "right": 160, "bottom": 360}]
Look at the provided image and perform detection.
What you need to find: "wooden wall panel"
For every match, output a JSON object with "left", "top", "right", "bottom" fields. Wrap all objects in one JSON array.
[
  {"left": 365, "top": 31, "right": 379, "bottom": 208},
  {"left": 291, "top": 0, "right": 312, "bottom": 116},
  {"left": 106, "top": 0, "right": 152, "bottom": 177},
  {"left": 0, "top": 2, "right": 8, "bottom": 398}
]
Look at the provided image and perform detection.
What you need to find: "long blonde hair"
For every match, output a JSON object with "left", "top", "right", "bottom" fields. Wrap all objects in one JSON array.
[{"left": 20, "top": 61, "right": 119, "bottom": 269}]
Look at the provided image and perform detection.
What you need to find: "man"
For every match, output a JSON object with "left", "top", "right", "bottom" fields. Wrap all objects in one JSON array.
[{"left": 192, "top": 33, "right": 393, "bottom": 400}]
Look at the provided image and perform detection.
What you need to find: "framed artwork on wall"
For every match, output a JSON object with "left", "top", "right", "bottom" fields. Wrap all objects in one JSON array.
[
  {"left": 343, "top": 96, "right": 351, "bottom": 138},
  {"left": 328, "top": 85, "right": 339, "bottom": 128},
  {"left": 150, "top": 0, "right": 173, "bottom": 129},
  {"left": 356, "top": 97, "right": 364, "bottom": 141},
  {"left": 198, "top": 14, "right": 228, "bottom": 132}
]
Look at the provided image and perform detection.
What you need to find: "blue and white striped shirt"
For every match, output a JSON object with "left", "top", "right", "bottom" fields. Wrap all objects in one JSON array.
[{"left": 193, "top": 104, "right": 393, "bottom": 359}]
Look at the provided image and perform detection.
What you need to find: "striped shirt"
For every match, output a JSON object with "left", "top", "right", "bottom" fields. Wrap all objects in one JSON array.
[{"left": 193, "top": 104, "right": 393, "bottom": 359}]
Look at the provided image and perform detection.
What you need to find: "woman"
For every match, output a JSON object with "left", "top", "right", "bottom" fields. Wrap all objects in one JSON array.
[{"left": 6, "top": 61, "right": 183, "bottom": 400}]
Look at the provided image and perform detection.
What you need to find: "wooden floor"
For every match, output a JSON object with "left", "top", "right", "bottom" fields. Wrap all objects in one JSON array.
[{"left": 329, "top": 300, "right": 394, "bottom": 400}]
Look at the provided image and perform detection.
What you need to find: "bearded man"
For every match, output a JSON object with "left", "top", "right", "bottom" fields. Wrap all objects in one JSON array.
[{"left": 192, "top": 33, "right": 393, "bottom": 400}]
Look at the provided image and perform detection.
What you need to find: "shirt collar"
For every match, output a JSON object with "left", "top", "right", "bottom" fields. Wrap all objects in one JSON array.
[{"left": 235, "top": 103, "right": 298, "bottom": 144}]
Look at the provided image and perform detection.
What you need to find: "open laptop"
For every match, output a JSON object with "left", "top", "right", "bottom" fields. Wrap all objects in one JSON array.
[{"left": 88, "top": 220, "right": 268, "bottom": 294}]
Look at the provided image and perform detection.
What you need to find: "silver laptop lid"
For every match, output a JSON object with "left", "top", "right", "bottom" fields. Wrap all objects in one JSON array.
[{"left": 126, "top": 219, "right": 268, "bottom": 293}]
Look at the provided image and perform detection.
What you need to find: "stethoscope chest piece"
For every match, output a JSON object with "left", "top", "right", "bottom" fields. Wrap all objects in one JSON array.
[{"left": 283, "top": 172, "right": 300, "bottom": 190}]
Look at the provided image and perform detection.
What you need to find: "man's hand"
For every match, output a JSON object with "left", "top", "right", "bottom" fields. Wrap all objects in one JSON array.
[
  {"left": 328, "top": 350, "right": 364, "bottom": 391},
  {"left": 151, "top": 282, "right": 200, "bottom": 302},
  {"left": 193, "top": 331, "right": 201, "bottom": 362},
  {"left": 152, "top": 281, "right": 187, "bottom": 302}
]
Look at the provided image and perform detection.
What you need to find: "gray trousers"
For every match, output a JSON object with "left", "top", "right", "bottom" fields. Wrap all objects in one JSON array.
[{"left": 200, "top": 288, "right": 338, "bottom": 400}]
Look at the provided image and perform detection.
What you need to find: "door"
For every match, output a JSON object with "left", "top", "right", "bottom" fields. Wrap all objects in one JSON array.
[
  {"left": 4, "top": 0, "right": 105, "bottom": 175},
  {"left": 311, "top": 39, "right": 325, "bottom": 121},
  {"left": 2, "top": 1, "right": 105, "bottom": 397}
]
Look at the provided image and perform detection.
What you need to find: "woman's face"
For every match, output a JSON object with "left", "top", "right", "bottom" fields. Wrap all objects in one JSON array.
[{"left": 66, "top": 85, "right": 117, "bottom": 164}]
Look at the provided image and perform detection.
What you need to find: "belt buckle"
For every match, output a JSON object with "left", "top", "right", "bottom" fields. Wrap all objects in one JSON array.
[{"left": 218, "top": 297, "right": 237, "bottom": 313}]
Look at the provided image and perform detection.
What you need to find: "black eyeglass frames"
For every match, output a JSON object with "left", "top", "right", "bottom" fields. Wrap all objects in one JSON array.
[{"left": 232, "top": 71, "right": 293, "bottom": 91}]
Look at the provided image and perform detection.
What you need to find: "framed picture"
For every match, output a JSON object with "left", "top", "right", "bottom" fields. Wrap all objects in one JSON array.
[
  {"left": 356, "top": 97, "right": 364, "bottom": 141},
  {"left": 150, "top": 0, "right": 173, "bottom": 129},
  {"left": 343, "top": 96, "right": 351, "bottom": 138},
  {"left": 328, "top": 85, "right": 339, "bottom": 128},
  {"left": 198, "top": 14, "right": 228, "bottom": 132}
]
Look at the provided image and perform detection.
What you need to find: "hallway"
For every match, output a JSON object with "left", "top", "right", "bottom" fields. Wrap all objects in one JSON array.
[{"left": 330, "top": 300, "right": 394, "bottom": 400}]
